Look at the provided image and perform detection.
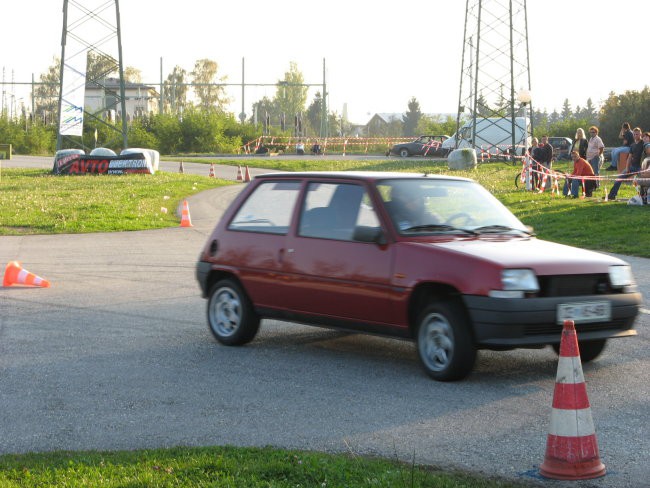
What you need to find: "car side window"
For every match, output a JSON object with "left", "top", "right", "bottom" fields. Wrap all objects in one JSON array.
[
  {"left": 229, "top": 181, "right": 300, "bottom": 234},
  {"left": 299, "top": 182, "right": 380, "bottom": 241}
]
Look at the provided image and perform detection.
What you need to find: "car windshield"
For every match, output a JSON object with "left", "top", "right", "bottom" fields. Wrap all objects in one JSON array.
[{"left": 377, "top": 178, "right": 528, "bottom": 235}]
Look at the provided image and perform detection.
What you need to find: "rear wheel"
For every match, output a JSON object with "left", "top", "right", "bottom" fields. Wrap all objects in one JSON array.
[
  {"left": 551, "top": 339, "right": 607, "bottom": 363},
  {"left": 416, "top": 300, "right": 476, "bottom": 381},
  {"left": 207, "top": 279, "right": 260, "bottom": 346}
]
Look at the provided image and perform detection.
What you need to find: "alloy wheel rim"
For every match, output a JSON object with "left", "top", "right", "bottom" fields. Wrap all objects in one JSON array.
[{"left": 419, "top": 313, "right": 454, "bottom": 372}]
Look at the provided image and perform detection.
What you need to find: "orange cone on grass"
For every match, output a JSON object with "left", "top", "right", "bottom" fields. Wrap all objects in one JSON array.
[
  {"left": 180, "top": 199, "right": 193, "bottom": 227},
  {"left": 244, "top": 166, "right": 251, "bottom": 182},
  {"left": 3, "top": 261, "right": 50, "bottom": 288},
  {"left": 208, "top": 163, "right": 215, "bottom": 178},
  {"left": 236, "top": 165, "right": 243, "bottom": 181},
  {"left": 539, "top": 319, "right": 606, "bottom": 480}
]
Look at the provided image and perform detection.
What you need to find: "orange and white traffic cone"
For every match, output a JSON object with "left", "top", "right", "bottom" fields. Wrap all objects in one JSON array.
[
  {"left": 209, "top": 163, "right": 215, "bottom": 178},
  {"left": 244, "top": 166, "right": 251, "bottom": 182},
  {"left": 179, "top": 161, "right": 184, "bottom": 173},
  {"left": 179, "top": 200, "right": 193, "bottom": 227},
  {"left": 539, "top": 320, "right": 606, "bottom": 480},
  {"left": 3, "top": 261, "right": 50, "bottom": 288},
  {"left": 236, "top": 165, "right": 243, "bottom": 181}
]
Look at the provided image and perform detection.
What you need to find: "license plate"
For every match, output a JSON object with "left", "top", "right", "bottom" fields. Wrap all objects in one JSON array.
[{"left": 557, "top": 301, "right": 611, "bottom": 324}]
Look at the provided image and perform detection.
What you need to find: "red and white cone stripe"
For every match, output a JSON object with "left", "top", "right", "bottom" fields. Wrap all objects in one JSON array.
[{"left": 540, "top": 320, "right": 605, "bottom": 480}]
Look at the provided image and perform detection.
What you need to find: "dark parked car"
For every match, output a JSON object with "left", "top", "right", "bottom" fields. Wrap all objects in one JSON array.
[
  {"left": 196, "top": 172, "right": 640, "bottom": 381},
  {"left": 547, "top": 136, "right": 572, "bottom": 161},
  {"left": 388, "top": 135, "right": 450, "bottom": 158}
]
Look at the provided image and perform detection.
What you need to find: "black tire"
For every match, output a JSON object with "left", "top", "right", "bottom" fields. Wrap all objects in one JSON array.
[
  {"left": 514, "top": 171, "right": 521, "bottom": 189},
  {"left": 207, "top": 279, "right": 260, "bottom": 346},
  {"left": 551, "top": 339, "right": 607, "bottom": 363},
  {"left": 416, "top": 300, "right": 476, "bottom": 381},
  {"left": 399, "top": 148, "right": 410, "bottom": 158}
]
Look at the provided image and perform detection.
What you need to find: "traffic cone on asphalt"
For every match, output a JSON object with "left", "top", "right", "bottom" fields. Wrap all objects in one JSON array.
[
  {"left": 3, "top": 261, "right": 50, "bottom": 288},
  {"left": 209, "top": 163, "right": 215, "bottom": 178},
  {"left": 179, "top": 200, "right": 193, "bottom": 227},
  {"left": 244, "top": 166, "right": 251, "bottom": 182},
  {"left": 539, "top": 320, "right": 606, "bottom": 480},
  {"left": 236, "top": 165, "right": 243, "bottom": 181},
  {"left": 179, "top": 161, "right": 184, "bottom": 173}
]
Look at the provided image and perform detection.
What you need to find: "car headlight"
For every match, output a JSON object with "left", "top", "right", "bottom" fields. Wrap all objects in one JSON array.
[
  {"left": 609, "top": 265, "right": 635, "bottom": 289},
  {"left": 489, "top": 269, "right": 539, "bottom": 298}
]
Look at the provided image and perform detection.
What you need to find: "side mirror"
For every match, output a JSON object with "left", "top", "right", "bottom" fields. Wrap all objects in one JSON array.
[{"left": 353, "top": 226, "right": 387, "bottom": 245}]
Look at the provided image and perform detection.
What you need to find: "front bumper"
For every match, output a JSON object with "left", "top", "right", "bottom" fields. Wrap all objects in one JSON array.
[{"left": 464, "top": 292, "right": 641, "bottom": 347}]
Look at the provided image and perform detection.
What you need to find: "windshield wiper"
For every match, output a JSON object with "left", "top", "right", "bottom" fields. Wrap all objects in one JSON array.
[
  {"left": 473, "top": 225, "right": 535, "bottom": 236},
  {"left": 403, "top": 224, "right": 477, "bottom": 235}
]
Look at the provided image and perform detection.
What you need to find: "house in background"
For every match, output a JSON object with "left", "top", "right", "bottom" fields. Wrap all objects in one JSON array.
[
  {"left": 85, "top": 78, "right": 159, "bottom": 121},
  {"left": 362, "top": 112, "right": 458, "bottom": 137}
]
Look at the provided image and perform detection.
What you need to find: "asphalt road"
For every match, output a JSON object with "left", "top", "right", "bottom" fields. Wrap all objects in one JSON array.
[{"left": 1, "top": 156, "right": 649, "bottom": 487}]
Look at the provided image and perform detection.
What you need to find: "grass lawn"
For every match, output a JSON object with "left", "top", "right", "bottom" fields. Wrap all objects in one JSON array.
[
  {"left": 3, "top": 158, "right": 647, "bottom": 257},
  {"left": 0, "top": 446, "right": 534, "bottom": 487}
]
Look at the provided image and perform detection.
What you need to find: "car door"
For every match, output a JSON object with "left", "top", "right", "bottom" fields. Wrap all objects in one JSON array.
[
  {"left": 281, "top": 181, "right": 396, "bottom": 326},
  {"left": 224, "top": 179, "right": 301, "bottom": 311}
]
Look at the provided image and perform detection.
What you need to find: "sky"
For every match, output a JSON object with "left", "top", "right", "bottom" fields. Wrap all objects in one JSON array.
[{"left": 1, "top": 1, "right": 646, "bottom": 124}]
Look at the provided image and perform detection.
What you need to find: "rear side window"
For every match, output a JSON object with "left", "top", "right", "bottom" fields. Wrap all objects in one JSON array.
[
  {"left": 299, "top": 182, "right": 380, "bottom": 241},
  {"left": 229, "top": 181, "right": 300, "bottom": 234}
]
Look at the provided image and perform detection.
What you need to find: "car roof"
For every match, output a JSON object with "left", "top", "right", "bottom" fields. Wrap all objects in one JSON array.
[{"left": 253, "top": 171, "right": 473, "bottom": 183}]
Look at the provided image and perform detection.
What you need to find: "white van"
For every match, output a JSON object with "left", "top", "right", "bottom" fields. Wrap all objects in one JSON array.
[{"left": 441, "top": 117, "right": 530, "bottom": 157}]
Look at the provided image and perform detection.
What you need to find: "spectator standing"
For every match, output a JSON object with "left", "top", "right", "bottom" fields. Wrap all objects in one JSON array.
[
  {"left": 538, "top": 135, "right": 554, "bottom": 169},
  {"left": 606, "top": 122, "right": 634, "bottom": 171},
  {"left": 571, "top": 128, "right": 588, "bottom": 159},
  {"left": 586, "top": 126, "right": 605, "bottom": 178},
  {"left": 606, "top": 127, "right": 644, "bottom": 201},
  {"left": 563, "top": 150, "right": 596, "bottom": 197}
]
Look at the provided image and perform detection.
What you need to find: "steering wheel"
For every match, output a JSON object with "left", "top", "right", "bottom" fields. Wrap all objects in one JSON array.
[{"left": 446, "top": 212, "right": 475, "bottom": 227}]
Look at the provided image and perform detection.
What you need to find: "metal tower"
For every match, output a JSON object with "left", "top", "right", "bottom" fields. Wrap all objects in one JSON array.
[
  {"left": 57, "top": 0, "right": 127, "bottom": 151},
  {"left": 454, "top": 0, "right": 532, "bottom": 157}
]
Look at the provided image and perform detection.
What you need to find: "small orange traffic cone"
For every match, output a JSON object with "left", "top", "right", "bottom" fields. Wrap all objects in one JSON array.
[
  {"left": 244, "top": 166, "right": 251, "bottom": 182},
  {"left": 539, "top": 320, "right": 606, "bottom": 480},
  {"left": 209, "top": 163, "right": 215, "bottom": 178},
  {"left": 180, "top": 199, "right": 193, "bottom": 227},
  {"left": 236, "top": 165, "right": 243, "bottom": 181},
  {"left": 3, "top": 261, "right": 50, "bottom": 288},
  {"left": 179, "top": 161, "right": 184, "bottom": 173}
]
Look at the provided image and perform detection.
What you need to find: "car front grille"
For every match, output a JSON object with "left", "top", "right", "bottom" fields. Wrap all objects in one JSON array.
[{"left": 537, "top": 274, "right": 612, "bottom": 297}]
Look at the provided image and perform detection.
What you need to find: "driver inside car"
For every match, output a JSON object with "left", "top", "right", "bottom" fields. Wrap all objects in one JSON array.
[{"left": 386, "top": 184, "right": 441, "bottom": 231}]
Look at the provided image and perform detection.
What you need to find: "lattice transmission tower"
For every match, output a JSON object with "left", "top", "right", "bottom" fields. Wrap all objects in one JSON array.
[
  {"left": 57, "top": 0, "right": 127, "bottom": 151},
  {"left": 454, "top": 0, "right": 532, "bottom": 156}
]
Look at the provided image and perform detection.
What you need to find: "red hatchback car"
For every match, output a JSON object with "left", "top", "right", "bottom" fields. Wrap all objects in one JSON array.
[{"left": 196, "top": 172, "right": 641, "bottom": 381}]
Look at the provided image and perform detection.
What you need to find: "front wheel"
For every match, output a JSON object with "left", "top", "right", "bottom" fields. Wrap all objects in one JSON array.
[
  {"left": 551, "top": 339, "right": 607, "bottom": 363},
  {"left": 399, "top": 148, "right": 410, "bottom": 158},
  {"left": 207, "top": 279, "right": 260, "bottom": 346},
  {"left": 416, "top": 300, "right": 476, "bottom": 381}
]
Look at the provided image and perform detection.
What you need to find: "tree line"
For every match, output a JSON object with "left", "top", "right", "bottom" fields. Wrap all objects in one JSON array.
[{"left": 1, "top": 52, "right": 649, "bottom": 154}]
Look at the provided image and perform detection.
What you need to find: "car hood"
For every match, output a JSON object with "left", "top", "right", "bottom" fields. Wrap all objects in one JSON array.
[{"left": 415, "top": 236, "right": 626, "bottom": 275}]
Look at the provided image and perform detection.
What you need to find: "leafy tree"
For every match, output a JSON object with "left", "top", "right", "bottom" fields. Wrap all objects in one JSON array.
[
  {"left": 124, "top": 67, "right": 142, "bottom": 83},
  {"left": 274, "top": 62, "right": 308, "bottom": 127},
  {"left": 33, "top": 57, "right": 60, "bottom": 125},
  {"left": 190, "top": 59, "right": 229, "bottom": 112},
  {"left": 417, "top": 114, "right": 458, "bottom": 137},
  {"left": 306, "top": 92, "right": 323, "bottom": 136},
  {"left": 560, "top": 99, "right": 572, "bottom": 120},
  {"left": 402, "top": 97, "right": 422, "bottom": 136},
  {"left": 599, "top": 87, "right": 650, "bottom": 145},
  {"left": 164, "top": 66, "right": 189, "bottom": 114}
]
